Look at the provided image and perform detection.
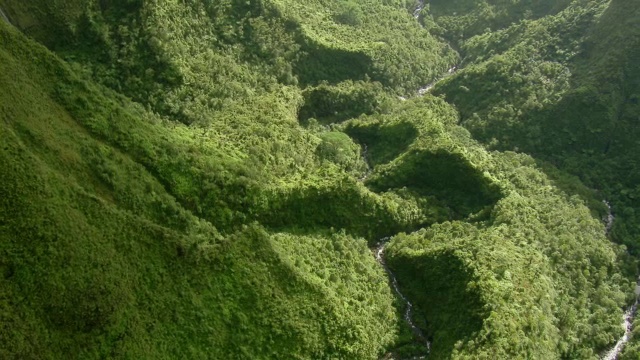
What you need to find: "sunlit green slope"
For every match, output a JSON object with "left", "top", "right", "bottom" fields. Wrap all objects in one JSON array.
[{"left": 0, "top": 20, "right": 402, "bottom": 359}]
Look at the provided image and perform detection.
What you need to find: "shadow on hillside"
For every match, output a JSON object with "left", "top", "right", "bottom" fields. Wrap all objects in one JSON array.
[
  {"left": 253, "top": 183, "right": 417, "bottom": 242},
  {"left": 345, "top": 122, "right": 419, "bottom": 166},
  {"left": 294, "top": 43, "right": 374, "bottom": 87},
  {"left": 367, "top": 150, "right": 502, "bottom": 218},
  {"left": 388, "top": 249, "right": 487, "bottom": 358}
]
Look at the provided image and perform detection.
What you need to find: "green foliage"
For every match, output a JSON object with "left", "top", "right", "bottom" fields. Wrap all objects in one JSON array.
[
  {"left": 621, "top": 315, "right": 640, "bottom": 359},
  {"left": 334, "top": 0, "right": 364, "bottom": 26},
  {"left": 342, "top": 96, "right": 501, "bottom": 219},
  {"left": 254, "top": 175, "right": 427, "bottom": 241},
  {"left": 345, "top": 120, "right": 419, "bottom": 166},
  {"left": 0, "top": 0, "right": 638, "bottom": 359},
  {"left": 270, "top": 231, "right": 398, "bottom": 358},
  {"left": 0, "top": 21, "right": 401, "bottom": 359},
  {"left": 388, "top": 228, "right": 489, "bottom": 357},
  {"left": 368, "top": 149, "right": 502, "bottom": 217},
  {"left": 340, "top": 95, "right": 631, "bottom": 358},
  {"left": 428, "top": 0, "right": 575, "bottom": 46},
  {"left": 271, "top": 0, "right": 459, "bottom": 92},
  {"left": 430, "top": 0, "right": 640, "bottom": 253},
  {"left": 315, "top": 131, "right": 366, "bottom": 172},
  {"left": 385, "top": 150, "right": 631, "bottom": 358}
]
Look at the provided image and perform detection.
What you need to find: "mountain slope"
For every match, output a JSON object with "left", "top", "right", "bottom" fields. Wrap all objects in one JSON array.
[
  {"left": 431, "top": 0, "right": 640, "bottom": 254},
  {"left": 0, "top": 20, "right": 400, "bottom": 359}
]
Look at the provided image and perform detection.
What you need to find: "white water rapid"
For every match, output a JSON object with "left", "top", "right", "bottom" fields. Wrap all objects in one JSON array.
[
  {"left": 602, "top": 276, "right": 640, "bottom": 360},
  {"left": 0, "top": 8, "right": 10, "bottom": 25},
  {"left": 413, "top": 0, "right": 426, "bottom": 19},
  {"left": 417, "top": 66, "right": 457, "bottom": 95},
  {"left": 603, "top": 200, "right": 615, "bottom": 234}
]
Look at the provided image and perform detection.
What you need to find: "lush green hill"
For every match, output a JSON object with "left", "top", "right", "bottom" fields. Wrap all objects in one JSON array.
[
  {"left": 341, "top": 97, "right": 632, "bottom": 358},
  {"left": 425, "top": 0, "right": 640, "bottom": 354},
  {"left": 430, "top": 0, "right": 640, "bottom": 254},
  {"left": 0, "top": 19, "right": 407, "bottom": 359},
  {"left": 0, "top": 0, "right": 638, "bottom": 358}
]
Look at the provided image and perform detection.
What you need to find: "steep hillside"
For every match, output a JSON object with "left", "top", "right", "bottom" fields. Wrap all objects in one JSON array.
[
  {"left": 341, "top": 98, "right": 632, "bottom": 358},
  {"left": 0, "top": 19, "right": 407, "bottom": 359},
  {"left": 0, "top": 0, "right": 638, "bottom": 359},
  {"left": 431, "top": 0, "right": 640, "bottom": 254}
]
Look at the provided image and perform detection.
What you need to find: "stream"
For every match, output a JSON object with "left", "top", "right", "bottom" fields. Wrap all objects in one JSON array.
[
  {"left": 370, "top": 4, "right": 452, "bottom": 357},
  {"left": 0, "top": 7, "right": 10, "bottom": 25},
  {"left": 375, "top": 238, "right": 430, "bottom": 359},
  {"left": 600, "top": 200, "right": 639, "bottom": 360},
  {"left": 602, "top": 277, "right": 639, "bottom": 360},
  {"left": 603, "top": 200, "right": 615, "bottom": 234},
  {"left": 412, "top": 0, "right": 459, "bottom": 98},
  {"left": 413, "top": 0, "right": 426, "bottom": 19},
  {"left": 418, "top": 66, "right": 457, "bottom": 95},
  {"left": 359, "top": 144, "right": 372, "bottom": 182}
]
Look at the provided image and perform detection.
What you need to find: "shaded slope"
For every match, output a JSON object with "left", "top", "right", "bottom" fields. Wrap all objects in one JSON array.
[{"left": 430, "top": 0, "right": 640, "bottom": 253}]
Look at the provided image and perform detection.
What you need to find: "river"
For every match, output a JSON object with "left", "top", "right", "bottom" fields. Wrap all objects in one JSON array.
[
  {"left": 375, "top": 238, "right": 430, "bottom": 360},
  {"left": 600, "top": 201, "right": 639, "bottom": 359}
]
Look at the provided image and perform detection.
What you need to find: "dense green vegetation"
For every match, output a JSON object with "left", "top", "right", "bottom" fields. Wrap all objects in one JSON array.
[
  {"left": 431, "top": 0, "right": 640, "bottom": 254},
  {"left": 0, "top": 0, "right": 639, "bottom": 358}
]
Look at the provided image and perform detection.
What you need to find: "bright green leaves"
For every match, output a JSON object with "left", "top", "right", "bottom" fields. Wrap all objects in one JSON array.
[
  {"left": 333, "top": 0, "right": 364, "bottom": 26},
  {"left": 316, "top": 132, "right": 366, "bottom": 172}
]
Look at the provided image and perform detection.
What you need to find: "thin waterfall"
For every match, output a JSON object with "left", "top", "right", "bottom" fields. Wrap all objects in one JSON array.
[{"left": 0, "top": 9, "right": 9, "bottom": 24}]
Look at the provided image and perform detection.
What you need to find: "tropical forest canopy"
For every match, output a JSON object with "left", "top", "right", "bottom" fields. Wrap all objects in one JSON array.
[{"left": 0, "top": 0, "right": 639, "bottom": 359}]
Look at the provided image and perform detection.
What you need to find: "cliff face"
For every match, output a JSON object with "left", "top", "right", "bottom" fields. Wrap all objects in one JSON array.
[{"left": 0, "top": 1, "right": 638, "bottom": 359}]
